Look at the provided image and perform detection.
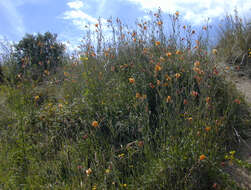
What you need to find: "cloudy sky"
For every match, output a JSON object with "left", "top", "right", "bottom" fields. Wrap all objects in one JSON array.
[{"left": 0, "top": 0, "right": 250, "bottom": 51}]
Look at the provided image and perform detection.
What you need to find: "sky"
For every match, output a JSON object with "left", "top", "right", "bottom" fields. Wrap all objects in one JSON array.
[{"left": 0, "top": 0, "right": 250, "bottom": 51}]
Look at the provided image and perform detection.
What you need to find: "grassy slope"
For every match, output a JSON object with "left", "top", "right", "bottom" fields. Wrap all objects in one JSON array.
[{"left": 0, "top": 10, "right": 251, "bottom": 190}]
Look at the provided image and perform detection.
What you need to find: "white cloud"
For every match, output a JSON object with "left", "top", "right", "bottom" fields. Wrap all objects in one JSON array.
[
  {"left": 0, "top": 1, "right": 25, "bottom": 35},
  {"left": 124, "top": 0, "right": 251, "bottom": 24},
  {"left": 67, "top": 0, "right": 84, "bottom": 10}
]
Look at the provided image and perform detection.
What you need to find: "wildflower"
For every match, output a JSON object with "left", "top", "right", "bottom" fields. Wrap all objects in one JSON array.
[
  {"left": 175, "top": 73, "right": 181, "bottom": 79},
  {"left": 149, "top": 83, "right": 155, "bottom": 89},
  {"left": 212, "top": 183, "right": 217, "bottom": 188},
  {"left": 136, "top": 93, "right": 141, "bottom": 98},
  {"left": 175, "top": 11, "right": 179, "bottom": 17},
  {"left": 187, "top": 117, "right": 193, "bottom": 121},
  {"left": 225, "top": 66, "right": 230, "bottom": 70},
  {"left": 77, "top": 165, "right": 83, "bottom": 170},
  {"left": 105, "top": 169, "right": 110, "bottom": 174},
  {"left": 155, "top": 64, "right": 162, "bottom": 72},
  {"left": 129, "top": 77, "right": 135, "bottom": 84},
  {"left": 142, "top": 94, "right": 147, "bottom": 99},
  {"left": 160, "top": 56, "right": 165, "bottom": 62},
  {"left": 212, "top": 49, "right": 217, "bottom": 55},
  {"left": 34, "top": 96, "right": 40, "bottom": 101},
  {"left": 123, "top": 184, "right": 127, "bottom": 187},
  {"left": 202, "top": 26, "right": 207, "bottom": 30},
  {"left": 118, "top": 153, "right": 125, "bottom": 158},
  {"left": 143, "top": 26, "right": 147, "bottom": 30},
  {"left": 199, "top": 154, "right": 206, "bottom": 160},
  {"left": 165, "top": 74, "right": 171, "bottom": 81},
  {"left": 194, "top": 61, "right": 200, "bottom": 67},
  {"left": 166, "top": 96, "right": 172, "bottom": 103},
  {"left": 234, "top": 99, "right": 241, "bottom": 104},
  {"left": 133, "top": 38, "right": 137, "bottom": 42},
  {"left": 166, "top": 52, "right": 172, "bottom": 57},
  {"left": 44, "top": 70, "right": 50, "bottom": 75},
  {"left": 157, "top": 21, "right": 163, "bottom": 25},
  {"left": 176, "top": 50, "right": 181, "bottom": 55},
  {"left": 205, "top": 126, "right": 211, "bottom": 132},
  {"left": 95, "top": 23, "right": 99, "bottom": 27},
  {"left": 191, "top": 91, "right": 198, "bottom": 97},
  {"left": 92, "top": 121, "right": 99, "bottom": 128},
  {"left": 230, "top": 150, "right": 236, "bottom": 155},
  {"left": 92, "top": 185, "right": 97, "bottom": 190},
  {"left": 156, "top": 80, "right": 160, "bottom": 86},
  {"left": 183, "top": 25, "right": 186, "bottom": 29},
  {"left": 206, "top": 97, "right": 211, "bottom": 104},
  {"left": 155, "top": 41, "right": 160, "bottom": 46},
  {"left": 64, "top": 72, "right": 70, "bottom": 77},
  {"left": 183, "top": 99, "right": 188, "bottom": 105},
  {"left": 86, "top": 168, "right": 92, "bottom": 176},
  {"left": 58, "top": 103, "right": 63, "bottom": 108}
]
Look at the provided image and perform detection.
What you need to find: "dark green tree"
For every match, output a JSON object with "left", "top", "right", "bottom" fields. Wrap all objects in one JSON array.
[{"left": 14, "top": 32, "right": 65, "bottom": 80}]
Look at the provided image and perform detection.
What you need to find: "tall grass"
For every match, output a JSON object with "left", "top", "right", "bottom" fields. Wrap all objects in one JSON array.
[{"left": 0, "top": 9, "right": 250, "bottom": 189}]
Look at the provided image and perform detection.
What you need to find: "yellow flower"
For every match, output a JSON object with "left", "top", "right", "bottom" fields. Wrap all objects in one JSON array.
[
  {"left": 157, "top": 21, "right": 163, "bottom": 25},
  {"left": 129, "top": 77, "right": 135, "bottom": 84},
  {"left": 175, "top": 73, "right": 181, "bottom": 79},
  {"left": 187, "top": 117, "right": 193, "bottom": 121},
  {"left": 92, "top": 121, "right": 99, "bottom": 128},
  {"left": 155, "top": 64, "right": 162, "bottom": 72},
  {"left": 34, "top": 96, "right": 40, "bottom": 101},
  {"left": 105, "top": 169, "right": 110, "bottom": 174},
  {"left": 212, "top": 49, "right": 217, "bottom": 55},
  {"left": 123, "top": 184, "right": 127, "bottom": 187},
  {"left": 86, "top": 168, "right": 92, "bottom": 176},
  {"left": 199, "top": 154, "right": 206, "bottom": 160},
  {"left": 80, "top": 56, "right": 88, "bottom": 61},
  {"left": 194, "top": 61, "right": 200, "bottom": 67},
  {"left": 118, "top": 153, "right": 125, "bottom": 158}
]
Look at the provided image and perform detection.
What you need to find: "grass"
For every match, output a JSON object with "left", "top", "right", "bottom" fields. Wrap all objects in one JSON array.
[{"left": 0, "top": 9, "right": 251, "bottom": 189}]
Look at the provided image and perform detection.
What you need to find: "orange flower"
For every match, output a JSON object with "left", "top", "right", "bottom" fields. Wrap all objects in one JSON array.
[
  {"left": 199, "top": 154, "right": 206, "bottom": 161},
  {"left": 205, "top": 126, "right": 211, "bottom": 132},
  {"left": 165, "top": 74, "right": 171, "bottom": 81},
  {"left": 95, "top": 23, "right": 99, "bottom": 27},
  {"left": 175, "top": 73, "right": 181, "bottom": 79},
  {"left": 183, "top": 99, "right": 188, "bottom": 105},
  {"left": 129, "top": 77, "right": 135, "bottom": 84},
  {"left": 166, "top": 96, "right": 172, "bottom": 103},
  {"left": 194, "top": 61, "right": 200, "bottom": 67},
  {"left": 175, "top": 11, "right": 179, "bottom": 17},
  {"left": 166, "top": 52, "right": 172, "bottom": 57},
  {"left": 155, "top": 64, "right": 162, "bottom": 72},
  {"left": 92, "top": 121, "right": 99, "bottom": 128},
  {"left": 155, "top": 41, "right": 161, "bottom": 46},
  {"left": 136, "top": 93, "right": 141, "bottom": 98},
  {"left": 176, "top": 50, "right": 181, "bottom": 55},
  {"left": 157, "top": 21, "right": 163, "bottom": 25},
  {"left": 149, "top": 83, "right": 155, "bottom": 89}
]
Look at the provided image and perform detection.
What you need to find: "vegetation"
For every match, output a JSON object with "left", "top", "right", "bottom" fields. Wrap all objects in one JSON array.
[
  {"left": 216, "top": 10, "right": 251, "bottom": 77},
  {"left": 0, "top": 10, "right": 250, "bottom": 189}
]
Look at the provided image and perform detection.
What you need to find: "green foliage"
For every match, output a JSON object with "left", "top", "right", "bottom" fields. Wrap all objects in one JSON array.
[{"left": 13, "top": 32, "right": 65, "bottom": 81}]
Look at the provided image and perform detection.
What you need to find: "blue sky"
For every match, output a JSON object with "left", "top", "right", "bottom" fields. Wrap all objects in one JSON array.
[{"left": 0, "top": 0, "right": 250, "bottom": 51}]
